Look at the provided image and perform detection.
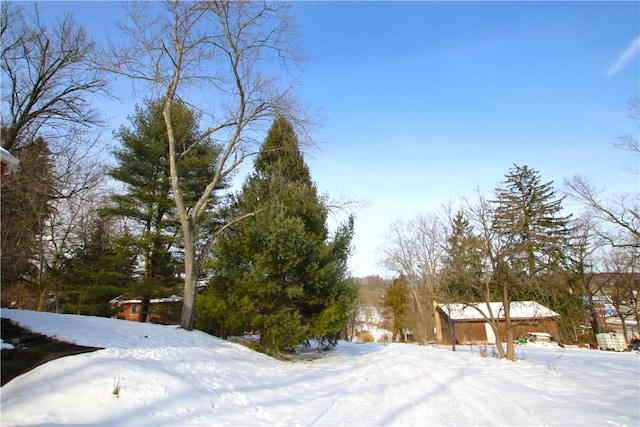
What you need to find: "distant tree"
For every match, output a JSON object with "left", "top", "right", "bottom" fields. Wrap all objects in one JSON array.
[
  {"left": 107, "top": 0, "right": 306, "bottom": 330},
  {"left": 461, "top": 190, "right": 515, "bottom": 358},
  {"left": 55, "top": 216, "right": 137, "bottom": 317},
  {"left": 564, "top": 94, "right": 639, "bottom": 248},
  {"left": 105, "top": 98, "right": 225, "bottom": 321},
  {"left": 0, "top": 138, "right": 55, "bottom": 306},
  {"left": 199, "top": 116, "right": 356, "bottom": 353},
  {"left": 381, "top": 213, "right": 445, "bottom": 343},
  {"left": 347, "top": 276, "right": 389, "bottom": 341},
  {"left": 561, "top": 215, "right": 608, "bottom": 341},
  {"left": 1, "top": 2, "right": 107, "bottom": 151},
  {"left": 601, "top": 246, "right": 639, "bottom": 343},
  {"left": 440, "top": 211, "right": 485, "bottom": 301},
  {"left": 1, "top": 2, "right": 110, "bottom": 309},
  {"left": 381, "top": 277, "right": 410, "bottom": 341}
]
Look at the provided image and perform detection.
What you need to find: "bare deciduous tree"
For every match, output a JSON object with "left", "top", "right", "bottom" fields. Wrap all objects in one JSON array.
[
  {"left": 0, "top": 2, "right": 108, "bottom": 151},
  {"left": 564, "top": 175, "right": 639, "bottom": 246},
  {"left": 381, "top": 212, "right": 446, "bottom": 343},
  {"left": 565, "top": 215, "right": 610, "bottom": 337},
  {"left": 34, "top": 143, "right": 109, "bottom": 311},
  {"left": 1, "top": 2, "right": 110, "bottom": 306},
  {"left": 107, "top": 1, "right": 305, "bottom": 330},
  {"left": 564, "top": 94, "right": 640, "bottom": 247},
  {"left": 601, "top": 246, "right": 639, "bottom": 343},
  {"left": 613, "top": 93, "right": 639, "bottom": 173},
  {"left": 461, "top": 190, "right": 518, "bottom": 360}
]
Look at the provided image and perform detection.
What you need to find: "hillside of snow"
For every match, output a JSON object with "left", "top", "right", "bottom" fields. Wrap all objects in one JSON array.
[{"left": 1, "top": 309, "right": 638, "bottom": 426}]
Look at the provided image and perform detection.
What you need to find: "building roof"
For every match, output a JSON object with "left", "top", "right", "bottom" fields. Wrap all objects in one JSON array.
[
  {"left": 438, "top": 301, "right": 560, "bottom": 321},
  {"left": 110, "top": 294, "right": 183, "bottom": 305},
  {"left": 0, "top": 147, "right": 20, "bottom": 176},
  {"left": 0, "top": 147, "right": 20, "bottom": 166}
]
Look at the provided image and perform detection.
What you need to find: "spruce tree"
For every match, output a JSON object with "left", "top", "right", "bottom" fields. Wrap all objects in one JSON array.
[
  {"left": 489, "top": 165, "right": 572, "bottom": 356},
  {"left": 440, "top": 211, "right": 485, "bottom": 301},
  {"left": 493, "top": 164, "right": 571, "bottom": 279},
  {"left": 200, "top": 116, "right": 356, "bottom": 353},
  {"left": 55, "top": 216, "right": 137, "bottom": 316}
]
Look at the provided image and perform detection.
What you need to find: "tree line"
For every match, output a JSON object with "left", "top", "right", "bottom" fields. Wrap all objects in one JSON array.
[
  {"left": 1, "top": 1, "right": 357, "bottom": 355},
  {"left": 1, "top": 2, "right": 637, "bottom": 359},
  {"left": 376, "top": 139, "right": 638, "bottom": 360}
]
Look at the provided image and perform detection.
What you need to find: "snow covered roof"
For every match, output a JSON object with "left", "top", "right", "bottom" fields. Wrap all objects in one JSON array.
[
  {"left": 438, "top": 301, "right": 560, "bottom": 321},
  {"left": 0, "top": 146, "right": 20, "bottom": 177},
  {"left": 0, "top": 147, "right": 20, "bottom": 167},
  {"left": 109, "top": 294, "right": 183, "bottom": 305}
]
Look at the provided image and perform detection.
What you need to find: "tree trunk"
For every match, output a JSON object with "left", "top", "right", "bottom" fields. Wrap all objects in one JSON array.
[
  {"left": 179, "top": 218, "right": 198, "bottom": 330},
  {"left": 617, "top": 313, "right": 629, "bottom": 343},
  {"left": 139, "top": 295, "right": 150, "bottom": 323},
  {"left": 503, "top": 283, "right": 515, "bottom": 361}
]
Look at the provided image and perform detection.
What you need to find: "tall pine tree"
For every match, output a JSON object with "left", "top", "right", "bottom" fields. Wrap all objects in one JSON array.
[
  {"left": 440, "top": 211, "right": 486, "bottom": 301},
  {"left": 493, "top": 164, "right": 570, "bottom": 280},
  {"left": 488, "top": 164, "right": 571, "bottom": 359},
  {"left": 199, "top": 116, "right": 356, "bottom": 353},
  {"left": 106, "top": 99, "right": 225, "bottom": 321}
]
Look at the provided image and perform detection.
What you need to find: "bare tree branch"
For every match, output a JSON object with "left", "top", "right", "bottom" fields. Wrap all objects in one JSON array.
[
  {"left": 0, "top": 2, "right": 109, "bottom": 151},
  {"left": 564, "top": 175, "right": 640, "bottom": 245}
]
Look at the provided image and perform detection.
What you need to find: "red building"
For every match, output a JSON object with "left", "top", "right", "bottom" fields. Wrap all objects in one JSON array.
[{"left": 110, "top": 294, "right": 182, "bottom": 325}]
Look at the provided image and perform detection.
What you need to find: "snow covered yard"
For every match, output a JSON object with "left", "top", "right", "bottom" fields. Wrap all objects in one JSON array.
[{"left": 1, "top": 309, "right": 638, "bottom": 426}]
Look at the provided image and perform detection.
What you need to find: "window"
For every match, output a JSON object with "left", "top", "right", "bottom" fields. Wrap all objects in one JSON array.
[{"left": 130, "top": 304, "right": 139, "bottom": 315}]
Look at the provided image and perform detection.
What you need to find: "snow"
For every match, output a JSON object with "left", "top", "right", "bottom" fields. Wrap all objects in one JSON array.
[
  {"left": 1, "top": 309, "right": 638, "bottom": 427},
  {"left": 110, "top": 294, "right": 183, "bottom": 305},
  {"left": 440, "top": 301, "right": 560, "bottom": 320}
]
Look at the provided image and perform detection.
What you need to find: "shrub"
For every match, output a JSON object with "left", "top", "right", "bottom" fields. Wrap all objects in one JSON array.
[{"left": 359, "top": 331, "right": 374, "bottom": 342}]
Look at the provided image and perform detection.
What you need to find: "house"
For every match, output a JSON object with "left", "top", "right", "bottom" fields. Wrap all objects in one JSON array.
[
  {"left": 110, "top": 294, "right": 182, "bottom": 325},
  {"left": 347, "top": 304, "right": 392, "bottom": 342},
  {"left": 433, "top": 300, "right": 560, "bottom": 345},
  {"left": 0, "top": 146, "right": 19, "bottom": 182}
]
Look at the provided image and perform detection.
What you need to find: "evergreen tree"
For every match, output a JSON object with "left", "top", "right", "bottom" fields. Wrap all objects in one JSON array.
[
  {"left": 0, "top": 137, "right": 55, "bottom": 305},
  {"left": 55, "top": 216, "right": 137, "bottom": 316},
  {"left": 106, "top": 99, "right": 225, "bottom": 321},
  {"left": 381, "top": 277, "right": 410, "bottom": 340},
  {"left": 482, "top": 165, "right": 572, "bottom": 358},
  {"left": 493, "top": 164, "right": 571, "bottom": 279},
  {"left": 493, "top": 165, "right": 574, "bottom": 324},
  {"left": 440, "top": 211, "right": 485, "bottom": 301},
  {"left": 199, "top": 116, "right": 356, "bottom": 353}
]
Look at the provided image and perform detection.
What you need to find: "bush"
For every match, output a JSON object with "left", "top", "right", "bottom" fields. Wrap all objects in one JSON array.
[{"left": 358, "top": 331, "right": 374, "bottom": 342}]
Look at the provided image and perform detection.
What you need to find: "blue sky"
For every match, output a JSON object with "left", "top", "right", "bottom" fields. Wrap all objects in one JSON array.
[
  {"left": 37, "top": 1, "right": 639, "bottom": 277},
  {"left": 291, "top": 1, "right": 639, "bottom": 277}
]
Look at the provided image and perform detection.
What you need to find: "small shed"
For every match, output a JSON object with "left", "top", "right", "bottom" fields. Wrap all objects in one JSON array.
[
  {"left": 110, "top": 294, "right": 182, "bottom": 325},
  {"left": 434, "top": 301, "right": 560, "bottom": 345}
]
